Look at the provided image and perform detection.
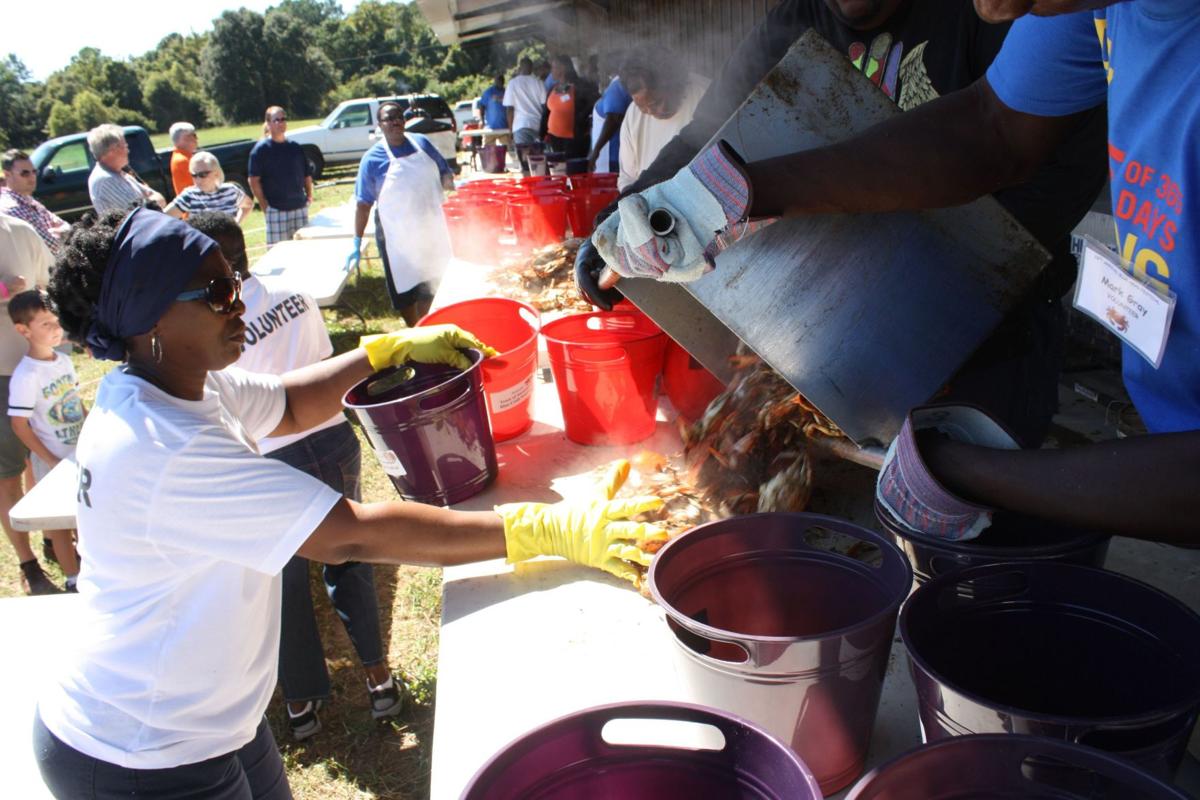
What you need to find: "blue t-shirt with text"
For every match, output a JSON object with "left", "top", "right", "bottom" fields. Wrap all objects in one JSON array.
[
  {"left": 988, "top": 2, "right": 1200, "bottom": 433},
  {"left": 478, "top": 86, "right": 508, "bottom": 129},
  {"left": 354, "top": 134, "right": 452, "bottom": 206}
]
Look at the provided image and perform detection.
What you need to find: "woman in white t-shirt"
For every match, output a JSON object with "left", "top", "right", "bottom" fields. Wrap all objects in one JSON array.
[{"left": 34, "top": 207, "right": 664, "bottom": 799}]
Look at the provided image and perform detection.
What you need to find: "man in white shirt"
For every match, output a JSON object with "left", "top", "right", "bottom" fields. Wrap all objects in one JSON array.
[
  {"left": 617, "top": 54, "right": 710, "bottom": 191},
  {"left": 503, "top": 57, "right": 549, "bottom": 146}
]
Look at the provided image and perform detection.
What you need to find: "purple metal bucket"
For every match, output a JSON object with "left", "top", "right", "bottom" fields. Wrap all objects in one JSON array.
[
  {"left": 648, "top": 513, "right": 912, "bottom": 795},
  {"left": 902, "top": 562, "right": 1200, "bottom": 781},
  {"left": 459, "top": 702, "right": 822, "bottom": 800},
  {"left": 343, "top": 349, "right": 497, "bottom": 506},
  {"left": 874, "top": 499, "right": 1111, "bottom": 585},
  {"left": 846, "top": 734, "right": 1191, "bottom": 799}
]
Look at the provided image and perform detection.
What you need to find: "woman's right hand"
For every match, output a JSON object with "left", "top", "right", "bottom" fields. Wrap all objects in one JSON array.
[{"left": 359, "top": 324, "right": 497, "bottom": 372}]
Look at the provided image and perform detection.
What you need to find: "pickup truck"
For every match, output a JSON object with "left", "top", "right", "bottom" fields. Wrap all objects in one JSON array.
[
  {"left": 30, "top": 126, "right": 254, "bottom": 221},
  {"left": 288, "top": 95, "right": 458, "bottom": 178}
]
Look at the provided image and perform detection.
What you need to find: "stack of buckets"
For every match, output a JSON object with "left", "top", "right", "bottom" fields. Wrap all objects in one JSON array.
[{"left": 442, "top": 173, "right": 620, "bottom": 262}]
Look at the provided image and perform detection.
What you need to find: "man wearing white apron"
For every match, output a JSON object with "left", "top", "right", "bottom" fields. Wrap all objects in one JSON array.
[{"left": 351, "top": 101, "right": 454, "bottom": 326}]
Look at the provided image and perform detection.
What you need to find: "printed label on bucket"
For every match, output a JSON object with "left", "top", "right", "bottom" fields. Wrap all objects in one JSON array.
[
  {"left": 490, "top": 379, "right": 533, "bottom": 413},
  {"left": 375, "top": 449, "right": 407, "bottom": 478}
]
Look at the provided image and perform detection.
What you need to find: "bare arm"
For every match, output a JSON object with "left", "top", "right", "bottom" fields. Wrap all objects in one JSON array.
[
  {"left": 745, "top": 78, "right": 1086, "bottom": 217},
  {"left": 506, "top": 106, "right": 515, "bottom": 130},
  {"left": 922, "top": 432, "right": 1200, "bottom": 544},
  {"left": 304, "top": 176, "right": 314, "bottom": 205},
  {"left": 10, "top": 417, "right": 59, "bottom": 467},
  {"left": 235, "top": 192, "right": 253, "bottom": 224},
  {"left": 269, "top": 348, "right": 373, "bottom": 438},
  {"left": 163, "top": 201, "right": 185, "bottom": 219},
  {"left": 248, "top": 176, "right": 268, "bottom": 211},
  {"left": 588, "top": 113, "right": 625, "bottom": 168},
  {"left": 298, "top": 498, "right": 506, "bottom": 566},
  {"left": 354, "top": 202, "right": 372, "bottom": 239}
]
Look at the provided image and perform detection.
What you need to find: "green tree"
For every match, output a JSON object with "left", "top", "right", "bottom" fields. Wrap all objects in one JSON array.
[
  {"left": 46, "top": 101, "right": 78, "bottom": 137},
  {"left": 262, "top": 8, "right": 335, "bottom": 116},
  {"left": 201, "top": 9, "right": 268, "bottom": 123},
  {"left": 0, "top": 55, "right": 46, "bottom": 148},
  {"left": 143, "top": 63, "right": 208, "bottom": 130}
]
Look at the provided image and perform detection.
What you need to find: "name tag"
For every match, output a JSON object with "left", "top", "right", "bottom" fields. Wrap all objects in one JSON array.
[{"left": 1072, "top": 236, "right": 1176, "bottom": 368}]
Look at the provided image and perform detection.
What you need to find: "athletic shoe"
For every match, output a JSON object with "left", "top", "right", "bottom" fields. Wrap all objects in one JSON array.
[
  {"left": 286, "top": 699, "right": 323, "bottom": 741},
  {"left": 368, "top": 674, "right": 406, "bottom": 720}
]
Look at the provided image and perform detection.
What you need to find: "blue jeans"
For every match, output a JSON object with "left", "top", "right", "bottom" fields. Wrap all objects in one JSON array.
[
  {"left": 34, "top": 712, "right": 291, "bottom": 799},
  {"left": 267, "top": 422, "right": 384, "bottom": 703}
]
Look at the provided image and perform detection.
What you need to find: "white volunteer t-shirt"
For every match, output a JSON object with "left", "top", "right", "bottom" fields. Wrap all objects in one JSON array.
[
  {"left": 37, "top": 367, "right": 341, "bottom": 769},
  {"left": 503, "top": 74, "right": 549, "bottom": 132},
  {"left": 7, "top": 351, "right": 84, "bottom": 459},
  {"left": 618, "top": 73, "right": 710, "bottom": 191},
  {"left": 236, "top": 274, "right": 342, "bottom": 453}
]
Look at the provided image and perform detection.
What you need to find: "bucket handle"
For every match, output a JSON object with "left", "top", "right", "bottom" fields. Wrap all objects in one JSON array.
[
  {"left": 935, "top": 568, "right": 1032, "bottom": 612},
  {"left": 667, "top": 616, "right": 758, "bottom": 667},
  {"left": 417, "top": 373, "right": 473, "bottom": 413},
  {"left": 579, "top": 702, "right": 761, "bottom": 755},
  {"left": 990, "top": 736, "right": 1185, "bottom": 797}
]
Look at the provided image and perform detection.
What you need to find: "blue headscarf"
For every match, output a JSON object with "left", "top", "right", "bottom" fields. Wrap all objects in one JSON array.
[{"left": 86, "top": 208, "right": 220, "bottom": 361}]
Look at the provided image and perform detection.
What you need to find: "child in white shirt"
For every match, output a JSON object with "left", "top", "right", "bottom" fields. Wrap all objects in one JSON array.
[{"left": 7, "top": 289, "right": 83, "bottom": 590}]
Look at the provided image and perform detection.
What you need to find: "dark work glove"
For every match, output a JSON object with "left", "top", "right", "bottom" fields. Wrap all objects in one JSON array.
[{"left": 574, "top": 205, "right": 624, "bottom": 310}]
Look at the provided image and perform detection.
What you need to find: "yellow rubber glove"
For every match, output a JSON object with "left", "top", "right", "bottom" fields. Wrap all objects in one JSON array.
[
  {"left": 359, "top": 324, "right": 498, "bottom": 372},
  {"left": 496, "top": 460, "right": 668, "bottom": 585}
]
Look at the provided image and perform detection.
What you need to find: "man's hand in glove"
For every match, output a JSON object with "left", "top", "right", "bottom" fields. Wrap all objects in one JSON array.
[
  {"left": 497, "top": 459, "right": 668, "bottom": 585},
  {"left": 876, "top": 404, "right": 1020, "bottom": 541},
  {"left": 592, "top": 141, "right": 751, "bottom": 283},
  {"left": 573, "top": 204, "right": 624, "bottom": 310},
  {"left": 345, "top": 236, "right": 362, "bottom": 272},
  {"left": 359, "top": 324, "right": 497, "bottom": 372}
]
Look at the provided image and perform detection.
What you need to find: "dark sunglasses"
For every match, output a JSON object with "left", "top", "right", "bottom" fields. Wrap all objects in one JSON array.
[
  {"left": 191, "top": 170, "right": 212, "bottom": 179},
  {"left": 175, "top": 273, "right": 242, "bottom": 314},
  {"left": 270, "top": 116, "right": 287, "bottom": 123}
]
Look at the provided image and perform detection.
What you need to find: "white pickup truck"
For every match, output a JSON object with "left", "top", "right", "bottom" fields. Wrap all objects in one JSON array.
[{"left": 288, "top": 95, "right": 458, "bottom": 178}]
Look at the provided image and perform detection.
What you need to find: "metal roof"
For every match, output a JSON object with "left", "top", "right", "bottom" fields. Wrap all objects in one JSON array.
[{"left": 415, "top": 0, "right": 587, "bottom": 46}]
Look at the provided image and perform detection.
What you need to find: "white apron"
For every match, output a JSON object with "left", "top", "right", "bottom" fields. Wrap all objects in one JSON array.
[{"left": 378, "top": 141, "right": 452, "bottom": 293}]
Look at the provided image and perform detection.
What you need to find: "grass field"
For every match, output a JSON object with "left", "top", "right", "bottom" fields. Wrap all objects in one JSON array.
[
  {"left": 0, "top": 174, "right": 447, "bottom": 798},
  {"left": 148, "top": 118, "right": 325, "bottom": 151}
]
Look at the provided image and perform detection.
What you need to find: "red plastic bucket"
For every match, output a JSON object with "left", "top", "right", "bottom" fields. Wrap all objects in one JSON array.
[
  {"left": 846, "top": 734, "right": 1192, "bottom": 799},
  {"left": 443, "top": 207, "right": 477, "bottom": 261},
  {"left": 461, "top": 702, "right": 822, "bottom": 800},
  {"left": 418, "top": 298, "right": 540, "bottom": 442},
  {"left": 663, "top": 340, "right": 725, "bottom": 422},
  {"left": 342, "top": 349, "right": 497, "bottom": 506},
  {"left": 542, "top": 311, "right": 666, "bottom": 445},
  {"left": 511, "top": 194, "right": 568, "bottom": 249},
  {"left": 649, "top": 513, "right": 912, "bottom": 795},
  {"left": 586, "top": 187, "right": 620, "bottom": 228}
]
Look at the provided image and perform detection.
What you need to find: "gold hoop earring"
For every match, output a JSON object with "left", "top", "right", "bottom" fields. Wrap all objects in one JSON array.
[{"left": 151, "top": 333, "right": 163, "bottom": 363}]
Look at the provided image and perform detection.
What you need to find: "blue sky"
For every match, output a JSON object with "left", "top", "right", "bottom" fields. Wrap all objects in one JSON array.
[{"left": 8, "top": 0, "right": 368, "bottom": 80}]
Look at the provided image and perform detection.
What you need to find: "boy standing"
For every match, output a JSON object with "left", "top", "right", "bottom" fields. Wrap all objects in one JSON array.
[{"left": 7, "top": 289, "right": 83, "bottom": 592}]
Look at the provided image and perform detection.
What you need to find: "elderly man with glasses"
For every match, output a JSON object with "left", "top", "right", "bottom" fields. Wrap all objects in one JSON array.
[
  {"left": 0, "top": 149, "right": 70, "bottom": 253},
  {"left": 86, "top": 124, "right": 166, "bottom": 216}
]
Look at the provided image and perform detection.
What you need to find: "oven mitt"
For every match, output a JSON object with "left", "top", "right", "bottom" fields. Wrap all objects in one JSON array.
[
  {"left": 359, "top": 325, "right": 497, "bottom": 372},
  {"left": 497, "top": 459, "right": 668, "bottom": 585},
  {"left": 876, "top": 404, "right": 1021, "bottom": 541},
  {"left": 592, "top": 141, "right": 751, "bottom": 283}
]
